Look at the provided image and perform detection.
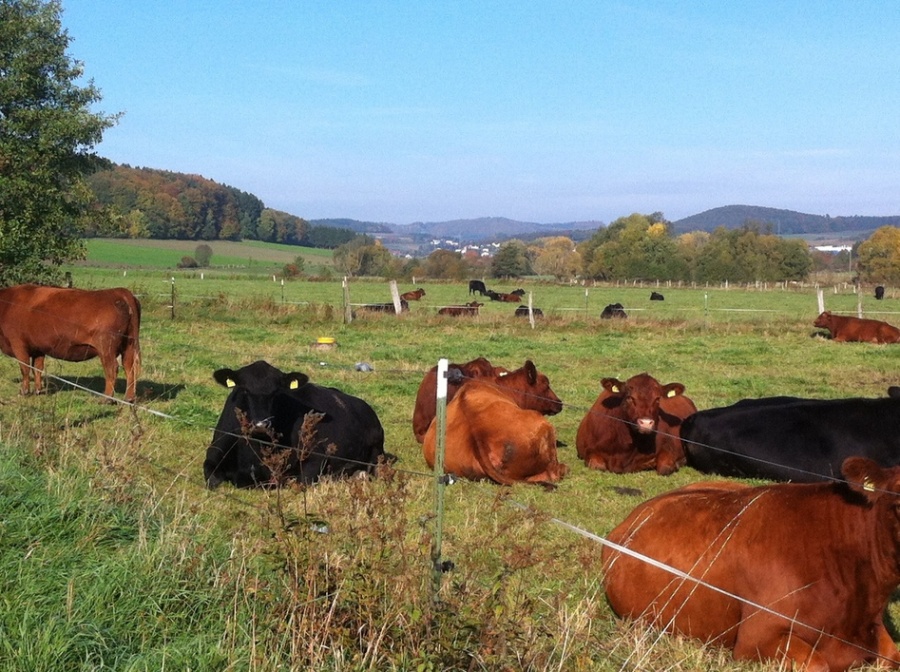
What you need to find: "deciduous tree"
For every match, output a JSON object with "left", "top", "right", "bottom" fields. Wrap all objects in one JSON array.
[
  {"left": 857, "top": 226, "right": 900, "bottom": 284},
  {"left": 0, "top": 0, "right": 118, "bottom": 284}
]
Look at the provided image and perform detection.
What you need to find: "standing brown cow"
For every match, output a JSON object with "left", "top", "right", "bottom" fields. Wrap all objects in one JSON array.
[
  {"left": 814, "top": 310, "right": 900, "bottom": 343},
  {"left": 603, "top": 457, "right": 900, "bottom": 670},
  {"left": 0, "top": 284, "right": 142, "bottom": 401}
]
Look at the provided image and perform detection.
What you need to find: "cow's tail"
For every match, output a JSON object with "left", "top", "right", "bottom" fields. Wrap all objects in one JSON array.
[{"left": 125, "top": 293, "right": 142, "bottom": 383}]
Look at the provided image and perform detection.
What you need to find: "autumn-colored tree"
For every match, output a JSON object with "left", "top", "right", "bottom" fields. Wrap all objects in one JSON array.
[
  {"left": 530, "top": 236, "right": 580, "bottom": 280},
  {"left": 424, "top": 249, "right": 470, "bottom": 280},
  {"left": 857, "top": 226, "right": 900, "bottom": 284}
]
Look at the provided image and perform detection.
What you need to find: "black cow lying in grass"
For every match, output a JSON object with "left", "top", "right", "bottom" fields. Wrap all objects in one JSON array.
[
  {"left": 601, "top": 303, "right": 627, "bottom": 319},
  {"left": 203, "top": 360, "right": 386, "bottom": 488}
]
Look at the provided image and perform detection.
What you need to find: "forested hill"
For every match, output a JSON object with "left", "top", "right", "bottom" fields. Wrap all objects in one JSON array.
[
  {"left": 672, "top": 205, "right": 900, "bottom": 235},
  {"left": 86, "top": 164, "right": 356, "bottom": 248}
]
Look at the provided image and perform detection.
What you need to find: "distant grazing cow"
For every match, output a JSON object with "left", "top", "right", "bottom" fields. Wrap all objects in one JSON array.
[
  {"left": 468, "top": 280, "right": 488, "bottom": 296},
  {"left": 602, "top": 457, "right": 900, "bottom": 670},
  {"left": 422, "top": 360, "right": 566, "bottom": 486},
  {"left": 650, "top": 291, "right": 664, "bottom": 301},
  {"left": 411, "top": 357, "right": 508, "bottom": 443},
  {"left": 813, "top": 310, "right": 900, "bottom": 343},
  {"left": 682, "top": 392, "right": 900, "bottom": 482},
  {"left": 514, "top": 305, "right": 543, "bottom": 318},
  {"left": 400, "top": 288, "right": 426, "bottom": 301},
  {"left": 355, "top": 300, "right": 409, "bottom": 316},
  {"left": 437, "top": 301, "right": 483, "bottom": 316},
  {"left": 203, "top": 360, "right": 385, "bottom": 488},
  {"left": 576, "top": 373, "right": 696, "bottom": 475},
  {"left": 0, "top": 284, "right": 141, "bottom": 401},
  {"left": 600, "top": 303, "right": 627, "bottom": 319},
  {"left": 875, "top": 285, "right": 885, "bottom": 300}
]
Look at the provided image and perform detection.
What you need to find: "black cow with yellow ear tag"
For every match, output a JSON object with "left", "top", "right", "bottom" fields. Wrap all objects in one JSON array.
[{"left": 203, "top": 360, "right": 385, "bottom": 488}]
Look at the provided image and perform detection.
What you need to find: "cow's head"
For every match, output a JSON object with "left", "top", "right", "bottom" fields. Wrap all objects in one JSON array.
[
  {"left": 813, "top": 311, "right": 833, "bottom": 328},
  {"left": 602, "top": 373, "right": 686, "bottom": 435},
  {"left": 213, "top": 360, "right": 309, "bottom": 438},
  {"left": 495, "top": 359, "right": 563, "bottom": 415}
]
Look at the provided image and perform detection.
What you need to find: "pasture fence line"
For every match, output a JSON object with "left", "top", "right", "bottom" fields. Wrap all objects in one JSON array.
[
  {"left": 6, "top": 354, "right": 900, "bottom": 667},
  {"left": 2, "top": 348, "right": 896, "bottom": 497}
]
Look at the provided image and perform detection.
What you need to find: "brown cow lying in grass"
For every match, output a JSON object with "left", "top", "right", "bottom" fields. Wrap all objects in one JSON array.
[
  {"left": 814, "top": 310, "right": 900, "bottom": 343},
  {"left": 411, "top": 356, "right": 507, "bottom": 443},
  {"left": 400, "top": 288, "right": 426, "bottom": 301},
  {"left": 421, "top": 360, "right": 566, "bottom": 486},
  {"left": 576, "top": 373, "right": 696, "bottom": 475},
  {"left": 437, "top": 301, "right": 482, "bottom": 316},
  {"left": 603, "top": 457, "right": 900, "bottom": 670}
]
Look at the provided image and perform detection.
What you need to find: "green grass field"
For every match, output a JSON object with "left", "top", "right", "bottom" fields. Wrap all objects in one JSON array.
[
  {"left": 80, "top": 238, "right": 336, "bottom": 276},
  {"left": 2, "top": 242, "right": 900, "bottom": 670}
]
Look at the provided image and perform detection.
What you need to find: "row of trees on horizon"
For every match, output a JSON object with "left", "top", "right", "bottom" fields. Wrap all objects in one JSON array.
[
  {"left": 2, "top": 0, "right": 899, "bottom": 288},
  {"left": 331, "top": 214, "right": 900, "bottom": 285}
]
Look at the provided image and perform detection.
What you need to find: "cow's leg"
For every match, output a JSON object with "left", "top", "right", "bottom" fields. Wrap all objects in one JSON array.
[
  {"left": 17, "top": 356, "right": 33, "bottom": 395},
  {"left": 873, "top": 623, "right": 900, "bottom": 668},
  {"left": 121, "top": 346, "right": 137, "bottom": 402},
  {"left": 31, "top": 355, "right": 45, "bottom": 395},
  {"left": 734, "top": 629, "right": 829, "bottom": 672},
  {"left": 655, "top": 439, "right": 686, "bottom": 476},
  {"left": 100, "top": 352, "right": 119, "bottom": 402}
]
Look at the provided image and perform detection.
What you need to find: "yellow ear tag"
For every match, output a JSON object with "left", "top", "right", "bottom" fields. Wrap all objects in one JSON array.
[
  {"left": 498, "top": 371, "right": 508, "bottom": 377},
  {"left": 290, "top": 379, "right": 299, "bottom": 390},
  {"left": 226, "top": 378, "right": 236, "bottom": 388},
  {"left": 667, "top": 389, "right": 677, "bottom": 398},
  {"left": 863, "top": 478, "right": 875, "bottom": 492},
  {"left": 611, "top": 385, "right": 620, "bottom": 394}
]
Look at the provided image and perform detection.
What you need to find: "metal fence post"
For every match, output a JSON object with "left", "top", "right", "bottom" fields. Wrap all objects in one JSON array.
[{"left": 431, "top": 358, "right": 449, "bottom": 599}]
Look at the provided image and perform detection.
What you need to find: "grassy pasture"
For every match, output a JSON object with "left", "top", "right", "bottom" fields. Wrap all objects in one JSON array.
[
  {"left": 2, "top": 261, "right": 900, "bottom": 669},
  {"left": 79, "top": 238, "right": 335, "bottom": 276}
]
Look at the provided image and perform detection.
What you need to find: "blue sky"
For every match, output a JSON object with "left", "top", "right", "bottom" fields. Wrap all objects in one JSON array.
[{"left": 63, "top": 1, "right": 900, "bottom": 225}]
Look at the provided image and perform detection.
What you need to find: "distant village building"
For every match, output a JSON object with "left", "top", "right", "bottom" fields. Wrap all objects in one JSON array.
[{"left": 814, "top": 245, "right": 852, "bottom": 253}]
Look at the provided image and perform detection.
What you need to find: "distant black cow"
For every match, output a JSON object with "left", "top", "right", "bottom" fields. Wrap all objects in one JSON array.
[
  {"left": 682, "top": 393, "right": 900, "bottom": 482},
  {"left": 203, "top": 360, "right": 386, "bottom": 488},
  {"left": 876, "top": 285, "right": 885, "bottom": 300},
  {"left": 468, "top": 280, "right": 488, "bottom": 296},
  {"left": 650, "top": 291, "right": 664, "bottom": 301},
  {"left": 601, "top": 303, "right": 627, "bottom": 319},
  {"left": 514, "top": 305, "right": 543, "bottom": 318}
]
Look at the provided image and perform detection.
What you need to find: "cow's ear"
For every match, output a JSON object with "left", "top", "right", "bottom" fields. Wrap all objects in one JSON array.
[
  {"left": 213, "top": 368, "right": 236, "bottom": 388},
  {"left": 663, "top": 383, "right": 686, "bottom": 398},
  {"left": 601, "top": 378, "right": 624, "bottom": 395},
  {"left": 287, "top": 373, "right": 310, "bottom": 390},
  {"left": 843, "top": 457, "right": 892, "bottom": 501},
  {"left": 523, "top": 360, "right": 537, "bottom": 385}
]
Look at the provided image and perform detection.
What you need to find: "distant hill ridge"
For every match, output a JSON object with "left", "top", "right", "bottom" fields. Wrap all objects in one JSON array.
[{"left": 671, "top": 205, "right": 900, "bottom": 236}]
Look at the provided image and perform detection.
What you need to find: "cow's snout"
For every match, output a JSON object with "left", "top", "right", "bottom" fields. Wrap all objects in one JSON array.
[{"left": 636, "top": 418, "right": 655, "bottom": 434}]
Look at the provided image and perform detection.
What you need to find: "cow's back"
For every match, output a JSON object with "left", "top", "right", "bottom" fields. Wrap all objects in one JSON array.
[
  {"left": 423, "top": 381, "right": 566, "bottom": 484},
  {"left": 683, "top": 397, "right": 900, "bottom": 481},
  {"left": 603, "top": 478, "right": 900, "bottom": 669},
  {"left": 294, "top": 383, "right": 385, "bottom": 468}
]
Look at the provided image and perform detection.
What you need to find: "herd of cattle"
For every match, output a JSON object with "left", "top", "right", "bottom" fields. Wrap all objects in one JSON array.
[{"left": 5, "top": 281, "right": 900, "bottom": 670}]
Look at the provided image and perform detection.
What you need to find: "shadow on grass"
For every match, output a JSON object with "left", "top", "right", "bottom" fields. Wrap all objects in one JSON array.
[{"left": 50, "top": 376, "right": 187, "bottom": 402}]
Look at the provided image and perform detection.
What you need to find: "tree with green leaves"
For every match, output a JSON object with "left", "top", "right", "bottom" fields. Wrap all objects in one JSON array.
[
  {"left": 0, "top": 0, "right": 118, "bottom": 285},
  {"left": 490, "top": 240, "right": 530, "bottom": 278}
]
